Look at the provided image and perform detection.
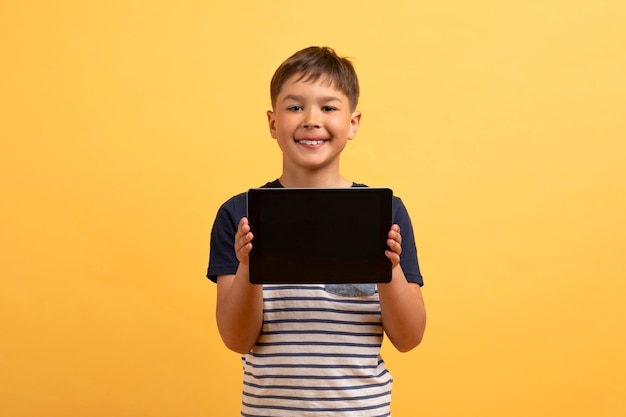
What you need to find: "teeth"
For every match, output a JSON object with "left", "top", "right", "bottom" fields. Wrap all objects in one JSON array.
[{"left": 298, "top": 140, "right": 325, "bottom": 145}]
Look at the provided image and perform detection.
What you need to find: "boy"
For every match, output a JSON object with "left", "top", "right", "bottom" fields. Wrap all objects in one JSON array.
[{"left": 207, "top": 46, "right": 426, "bottom": 416}]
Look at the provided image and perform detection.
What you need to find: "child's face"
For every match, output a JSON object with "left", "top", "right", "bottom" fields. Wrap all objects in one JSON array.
[{"left": 267, "top": 74, "right": 361, "bottom": 173}]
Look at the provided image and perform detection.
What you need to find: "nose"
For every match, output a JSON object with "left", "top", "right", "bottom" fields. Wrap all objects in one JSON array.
[{"left": 302, "top": 109, "right": 320, "bottom": 129}]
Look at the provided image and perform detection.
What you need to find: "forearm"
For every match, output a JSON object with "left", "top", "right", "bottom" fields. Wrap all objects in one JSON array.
[
  {"left": 216, "top": 264, "right": 264, "bottom": 354},
  {"left": 378, "top": 265, "right": 426, "bottom": 352}
]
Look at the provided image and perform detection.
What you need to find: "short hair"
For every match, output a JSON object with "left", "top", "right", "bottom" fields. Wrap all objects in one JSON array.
[{"left": 270, "top": 46, "right": 360, "bottom": 111}]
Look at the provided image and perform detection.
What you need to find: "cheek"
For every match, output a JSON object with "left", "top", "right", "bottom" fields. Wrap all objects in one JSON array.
[
  {"left": 276, "top": 116, "right": 297, "bottom": 132},
  {"left": 275, "top": 122, "right": 290, "bottom": 136},
  {"left": 333, "top": 119, "right": 353, "bottom": 138},
  {"left": 274, "top": 121, "right": 297, "bottom": 142}
]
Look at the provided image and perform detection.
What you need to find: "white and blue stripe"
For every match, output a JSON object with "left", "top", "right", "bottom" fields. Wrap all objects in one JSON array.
[{"left": 240, "top": 284, "right": 393, "bottom": 417}]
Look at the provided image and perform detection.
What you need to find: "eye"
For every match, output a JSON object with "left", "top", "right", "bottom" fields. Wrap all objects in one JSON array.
[
  {"left": 321, "top": 106, "right": 337, "bottom": 112},
  {"left": 287, "top": 105, "right": 303, "bottom": 111}
]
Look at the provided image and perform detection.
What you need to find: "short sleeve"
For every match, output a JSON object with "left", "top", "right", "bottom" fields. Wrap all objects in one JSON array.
[
  {"left": 206, "top": 193, "right": 247, "bottom": 283},
  {"left": 392, "top": 197, "right": 424, "bottom": 286}
]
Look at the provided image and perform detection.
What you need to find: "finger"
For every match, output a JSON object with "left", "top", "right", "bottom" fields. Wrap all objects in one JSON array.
[
  {"left": 388, "top": 230, "right": 402, "bottom": 246},
  {"left": 385, "top": 249, "right": 400, "bottom": 268},
  {"left": 236, "top": 218, "right": 250, "bottom": 240},
  {"left": 389, "top": 224, "right": 401, "bottom": 239},
  {"left": 387, "top": 237, "right": 402, "bottom": 255},
  {"left": 238, "top": 240, "right": 253, "bottom": 256},
  {"left": 238, "top": 217, "right": 250, "bottom": 233},
  {"left": 235, "top": 217, "right": 254, "bottom": 261},
  {"left": 236, "top": 230, "right": 254, "bottom": 250}
]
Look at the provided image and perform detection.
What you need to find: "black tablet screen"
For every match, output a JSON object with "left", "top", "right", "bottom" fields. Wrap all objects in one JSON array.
[{"left": 247, "top": 188, "right": 392, "bottom": 284}]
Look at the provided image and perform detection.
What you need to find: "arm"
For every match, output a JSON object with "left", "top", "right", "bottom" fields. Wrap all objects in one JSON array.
[
  {"left": 216, "top": 217, "right": 263, "bottom": 354},
  {"left": 378, "top": 224, "right": 427, "bottom": 352}
]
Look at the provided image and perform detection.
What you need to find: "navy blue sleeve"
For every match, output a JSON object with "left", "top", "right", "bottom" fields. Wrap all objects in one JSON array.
[
  {"left": 392, "top": 197, "right": 424, "bottom": 286},
  {"left": 206, "top": 193, "right": 247, "bottom": 283}
]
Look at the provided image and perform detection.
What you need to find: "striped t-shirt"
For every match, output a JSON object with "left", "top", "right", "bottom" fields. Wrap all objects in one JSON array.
[
  {"left": 207, "top": 180, "right": 423, "bottom": 416},
  {"left": 241, "top": 283, "right": 390, "bottom": 416}
]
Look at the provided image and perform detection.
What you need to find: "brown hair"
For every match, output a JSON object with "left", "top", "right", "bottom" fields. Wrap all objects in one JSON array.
[{"left": 270, "top": 46, "right": 360, "bottom": 111}]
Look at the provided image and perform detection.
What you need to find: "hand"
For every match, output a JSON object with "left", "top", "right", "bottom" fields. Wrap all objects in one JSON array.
[
  {"left": 234, "top": 217, "right": 254, "bottom": 265},
  {"left": 385, "top": 224, "right": 402, "bottom": 269}
]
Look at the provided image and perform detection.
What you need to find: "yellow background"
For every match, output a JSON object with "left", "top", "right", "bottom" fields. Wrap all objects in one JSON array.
[{"left": 1, "top": 1, "right": 625, "bottom": 416}]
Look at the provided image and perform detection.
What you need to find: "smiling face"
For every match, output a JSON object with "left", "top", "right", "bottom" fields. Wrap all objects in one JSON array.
[{"left": 267, "top": 73, "right": 361, "bottom": 179}]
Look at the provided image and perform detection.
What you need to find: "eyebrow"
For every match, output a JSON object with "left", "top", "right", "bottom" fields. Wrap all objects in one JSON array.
[{"left": 281, "top": 94, "right": 343, "bottom": 103}]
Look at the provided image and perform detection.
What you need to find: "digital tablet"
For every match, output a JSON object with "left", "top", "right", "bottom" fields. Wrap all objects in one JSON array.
[{"left": 246, "top": 187, "right": 393, "bottom": 284}]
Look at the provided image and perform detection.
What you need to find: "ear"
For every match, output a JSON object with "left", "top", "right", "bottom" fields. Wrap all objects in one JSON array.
[
  {"left": 267, "top": 110, "right": 277, "bottom": 139},
  {"left": 348, "top": 110, "right": 361, "bottom": 140}
]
